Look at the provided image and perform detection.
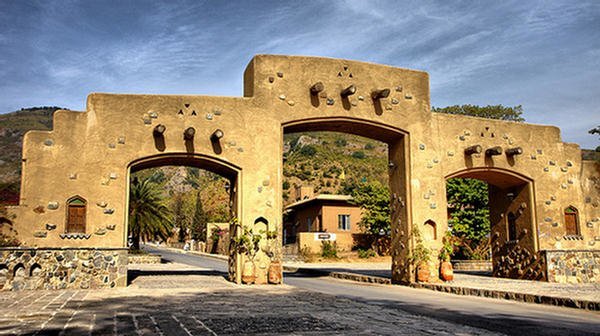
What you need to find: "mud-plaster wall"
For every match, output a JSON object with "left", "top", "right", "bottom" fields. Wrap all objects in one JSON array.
[{"left": 8, "top": 55, "right": 600, "bottom": 284}]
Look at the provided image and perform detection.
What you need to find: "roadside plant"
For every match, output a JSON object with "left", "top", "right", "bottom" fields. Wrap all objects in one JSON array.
[
  {"left": 321, "top": 241, "right": 338, "bottom": 259},
  {"left": 408, "top": 224, "right": 431, "bottom": 265}
]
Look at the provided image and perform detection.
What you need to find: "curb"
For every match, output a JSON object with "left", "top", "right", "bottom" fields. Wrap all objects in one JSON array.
[{"left": 289, "top": 267, "right": 600, "bottom": 311}]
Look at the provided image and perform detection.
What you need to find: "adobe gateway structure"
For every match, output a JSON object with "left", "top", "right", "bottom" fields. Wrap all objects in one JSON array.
[{"left": 2, "top": 55, "right": 599, "bottom": 289}]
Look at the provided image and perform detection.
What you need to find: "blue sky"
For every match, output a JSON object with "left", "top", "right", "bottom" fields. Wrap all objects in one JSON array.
[{"left": 0, "top": 0, "right": 598, "bottom": 148}]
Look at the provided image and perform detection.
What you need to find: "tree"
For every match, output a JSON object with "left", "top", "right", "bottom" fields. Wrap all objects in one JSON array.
[
  {"left": 172, "top": 193, "right": 188, "bottom": 242},
  {"left": 128, "top": 178, "right": 173, "bottom": 250},
  {"left": 351, "top": 181, "right": 390, "bottom": 254},
  {"left": 432, "top": 104, "right": 524, "bottom": 121},
  {"left": 446, "top": 178, "right": 490, "bottom": 259},
  {"left": 190, "top": 192, "right": 209, "bottom": 241},
  {"left": 589, "top": 126, "right": 600, "bottom": 152}
]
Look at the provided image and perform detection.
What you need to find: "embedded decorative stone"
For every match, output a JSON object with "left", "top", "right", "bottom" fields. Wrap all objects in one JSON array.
[
  {"left": 69, "top": 173, "right": 77, "bottom": 180},
  {"left": 213, "top": 109, "right": 222, "bottom": 115},
  {"left": 567, "top": 179, "right": 573, "bottom": 184},
  {"left": 262, "top": 179, "right": 270, "bottom": 187},
  {"left": 566, "top": 160, "right": 573, "bottom": 167},
  {"left": 395, "top": 85, "right": 402, "bottom": 92},
  {"left": 97, "top": 202, "right": 107, "bottom": 208},
  {"left": 391, "top": 98, "right": 399, "bottom": 104},
  {"left": 560, "top": 183, "right": 567, "bottom": 189},
  {"left": 587, "top": 222, "right": 594, "bottom": 228},
  {"left": 544, "top": 217, "right": 552, "bottom": 222},
  {"left": 106, "top": 224, "right": 116, "bottom": 230},
  {"left": 278, "top": 94, "right": 286, "bottom": 100},
  {"left": 95, "top": 228, "right": 107, "bottom": 236},
  {"left": 530, "top": 154, "right": 537, "bottom": 160},
  {"left": 237, "top": 147, "right": 244, "bottom": 152},
  {"left": 550, "top": 195, "right": 557, "bottom": 201},
  {"left": 268, "top": 76, "right": 275, "bottom": 83},
  {"left": 108, "top": 143, "right": 116, "bottom": 149},
  {"left": 404, "top": 94, "right": 412, "bottom": 99},
  {"left": 552, "top": 222, "right": 559, "bottom": 227},
  {"left": 149, "top": 111, "right": 158, "bottom": 118},
  {"left": 109, "top": 173, "right": 118, "bottom": 179},
  {"left": 585, "top": 197, "right": 591, "bottom": 203},
  {"left": 459, "top": 135, "right": 466, "bottom": 141},
  {"left": 543, "top": 167, "right": 549, "bottom": 172},
  {"left": 385, "top": 104, "right": 392, "bottom": 110},
  {"left": 277, "top": 72, "right": 283, "bottom": 78},
  {"left": 33, "top": 205, "right": 45, "bottom": 214},
  {"left": 560, "top": 167, "right": 568, "bottom": 172},
  {"left": 206, "top": 113, "right": 213, "bottom": 120},
  {"left": 257, "top": 186, "right": 263, "bottom": 193},
  {"left": 418, "top": 143, "right": 425, "bottom": 150},
  {"left": 143, "top": 117, "right": 152, "bottom": 124},
  {"left": 545, "top": 200, "right": 551, "bottom": 205},
  {"left": 447, "top": 151, "right": 454, "bottom": 156},
  {"left": 537, "top": 149, "right": 543, "bottom": 154},
  {"left": 48, "top": 202, "right": 59, "bottom": 210},
  {"left": 34, "top": 231, "right": 47, "bottom": 238},
  {"left": 103, "top": 208, "right": 115, "bottom": 215},
  {"left": 430, "top": 203, "right": 437, "bottom": 209},
  {"left": 351, "top": 100, "right": 358, "bottom": 106},
  {"left": 549, "top": 160, "right": 556, "bottom": 165},
  {"left": 287, "top": 100, "right": 295, "bottom": 106},
  {"left": 357, "top": 95, "right": 364, "bottom": 101},
  {"left": 46, "top": 223, "right": 57, "bottom": 231},
  {"left": 433, "top": 158, "right": 439, "bottom": 163},
  {"left": 118, "top": 136, "right": 126, "bottom": 144},
  {"left": 266, "top": 201, "right": 272, "bottom": 207},
  {"left": 44, "top": 139, "right": 54, "bottom": 146},
  {"left": 426, "top": 163, "right": 433, "bottom": 168},
  {"left": 326, "top": 98, "right": 335, "bottom": 105}
]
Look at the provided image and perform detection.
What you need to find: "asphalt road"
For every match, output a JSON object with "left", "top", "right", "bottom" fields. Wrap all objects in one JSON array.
[{"left": 144, "top": 245, "right": 600, "bottom": 336}]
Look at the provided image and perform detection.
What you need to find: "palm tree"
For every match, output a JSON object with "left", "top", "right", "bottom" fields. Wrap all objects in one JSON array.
[{"left": 128, "top": 177, "right": 173, "bottom": 250}]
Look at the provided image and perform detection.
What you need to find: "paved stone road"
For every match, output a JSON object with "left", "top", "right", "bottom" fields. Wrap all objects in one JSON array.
[{"left": 0, "top": 263, "right": 503, "bottom": 335}]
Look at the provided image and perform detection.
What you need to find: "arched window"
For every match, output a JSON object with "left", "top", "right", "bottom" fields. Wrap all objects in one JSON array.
[
  {"left": 564, "top": 206, "right": 579, "bottom": 236},
  {"left": 507, "top": 212, "right": 517, "bottom": 241},
  {"left": 424, "top": 220, "right": 437, "bottom": 241},
  {"left": 66, "top": 196, "right": 86, "bottom": 233}
]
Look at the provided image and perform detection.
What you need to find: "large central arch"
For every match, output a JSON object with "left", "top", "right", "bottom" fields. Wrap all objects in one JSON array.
[{"left": 282, "top": 117, "right": 414, "bottom": 283}]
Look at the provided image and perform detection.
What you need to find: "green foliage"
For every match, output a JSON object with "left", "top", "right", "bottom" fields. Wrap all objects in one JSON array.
[
  {"left": 282, "top": 181, "right": 290, "bottom": 190},
  {"left": 231, "top": 218, "right": 262, "bottom": 263},
  {"left": 364, "top": 143, "right": 375, "bottom": 150},
  {"left": 357, "top": 248, "right": 376, "bottom": 259},
  {"left": 334, "top": 138, "right": 347, "bottom": 147},
  {"left": 432, "top": 104, "right": 525, "bottom": 122},
  {"left": 352, "top": 151, "right": 366, "bottom": 159},
  {"left": 128, "top": 178, "right": 173, "bottom": 250},
  {"left": 190, "top": 192, "right": 208, "bottom": 241},
  {"left": 589, "top": 125, "right": 600, "bottom": 139},
  {"left": 351, "top": 181, "right": 390, "bottom": 236},
  {"left": 320, "top": 241, "right": 338, "bottom": 259},
  {"left": 408, "top": 224, "right": 431, "bottom": 265},
  {"left": 438, "top": 232, "right": 455, "bottom": 262},
  {"left": 299, "top": 145, "right": 317, "bottom": 156}
]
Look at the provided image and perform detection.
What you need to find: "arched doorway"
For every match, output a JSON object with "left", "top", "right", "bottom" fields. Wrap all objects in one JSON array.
[
  {"left": 445, "top": 167, "right": 543, "bottom": 280},
  {"left": 127, "top": 153, "right": 242, "bottom": 283},
  {"left": 282, "top": 117, "right": 413, "bottom": 284}
]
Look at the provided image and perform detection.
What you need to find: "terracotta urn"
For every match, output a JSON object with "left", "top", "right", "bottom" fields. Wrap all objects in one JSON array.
[
  {"left": 417, "top": 263, "right": 430, "bottom": 282},
  {"left": 440, "top": 261, "right": 454, "bottom": 281},
  {"left": 268, "top": 260, "right": 282, "bottom": 284},
  {"left": 242, "top": 260, "right": 256, "bottom": 284}
]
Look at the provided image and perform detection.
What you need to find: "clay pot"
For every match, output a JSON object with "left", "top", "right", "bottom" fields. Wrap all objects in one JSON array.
[
  {"left": 440, "top": 261, "right": 454, "bottom": 281},
  {"left": 241, "top": 261, "right": 256, "bottom": 284},
  {"left": 268, "top": 260, "right": 282, "bottom": 284},
  {"left": 417, "top": 263, "right": 430, "bottom": 282}
]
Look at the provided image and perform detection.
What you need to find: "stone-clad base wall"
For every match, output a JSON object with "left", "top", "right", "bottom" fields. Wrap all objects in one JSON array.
[
  {"left": 544, "top": 250, "right": 600, "bottom": 283},
  {"left": 0, "top": 247, "right": 128, "bottom": 290}
]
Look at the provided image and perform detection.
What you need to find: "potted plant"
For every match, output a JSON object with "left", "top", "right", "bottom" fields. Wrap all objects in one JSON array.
[
  {"left": 439, "top": 232, "right": 454, "bottom": 281},
  {"left": 262, "top": 229, "right": 281, "bottom": 284},
  {"left": 231, "top": 218, "right": 262, "bottom": 284},
  {"left": 409, "top": 224, "right": 431, "bottom": 282}
]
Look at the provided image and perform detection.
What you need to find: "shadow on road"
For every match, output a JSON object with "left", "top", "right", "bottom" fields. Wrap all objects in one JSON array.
[{"left": 128, "top": 269, "right": 229, "bottom": 285}]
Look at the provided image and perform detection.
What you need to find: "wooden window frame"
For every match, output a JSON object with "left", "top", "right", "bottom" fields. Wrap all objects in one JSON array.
[
  {"left": 65, "top": 196, "right": 87, "bottom": 234},
  {"left": 564, "top": 205, "right": 580, "bottom": 236}
]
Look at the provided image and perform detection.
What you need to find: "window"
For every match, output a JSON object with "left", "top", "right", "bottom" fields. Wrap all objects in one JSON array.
[
  {"left": 564, "top": 206, "right": 579, "bottom": 236},
  {"left": 66, "top": 196, "right": 86, "bottom": 233},
  {"left": 338, "top": 214, "right": 351, "bottom": 231},
  {"left": 307, "top": 218, "right": 312, "bottom": 232},
  {"left": 507, "top": 212, "right": 517, "bottom": 241}
]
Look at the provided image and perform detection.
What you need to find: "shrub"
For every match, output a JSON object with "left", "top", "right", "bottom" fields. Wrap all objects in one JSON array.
[
  {"left": 334, "top": 139, "right": 347, "bottom": 147},
  {"left": 321, "top": 241, "right": 338, "bottom": 259},
  {"left": 364, "top": 143, "right": 375, "bottom": 150},
  {"left": 357, "top": 248, "right": 376, "bottom": 259},
  {"left": 352, "top": 151, "right": 366, "bottom": 159},
  {"left": 282, "top": 181, "right": 290, "bottom": 190},
  {"left": 299, "top": 145, "right": 317, "bottom": 156}
]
